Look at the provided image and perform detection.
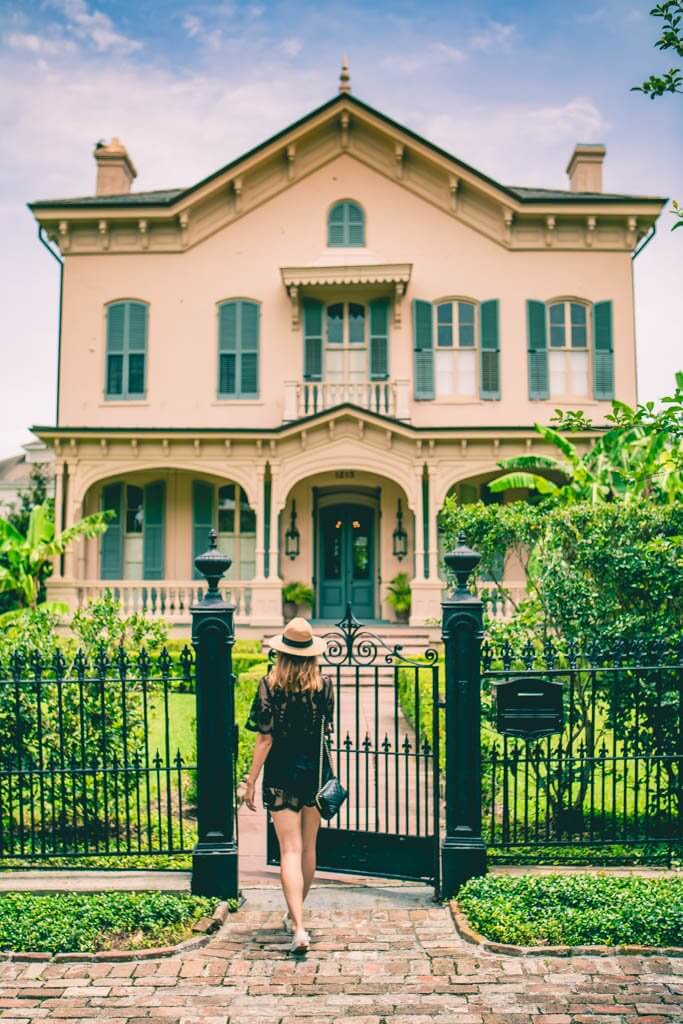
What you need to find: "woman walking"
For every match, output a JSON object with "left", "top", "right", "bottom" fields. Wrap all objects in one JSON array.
[{"left": 244, "top": 618, "right": 334, "bottom": 954}]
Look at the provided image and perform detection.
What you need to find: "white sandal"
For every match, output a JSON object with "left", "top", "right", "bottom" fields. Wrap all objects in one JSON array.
[{"left": 289, "top": 928, "right": 310, "bottom": 954}]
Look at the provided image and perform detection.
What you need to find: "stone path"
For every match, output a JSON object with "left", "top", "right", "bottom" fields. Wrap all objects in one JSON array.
[{"left": 1, "top": 884, "right": 682, "bottom": 1024}]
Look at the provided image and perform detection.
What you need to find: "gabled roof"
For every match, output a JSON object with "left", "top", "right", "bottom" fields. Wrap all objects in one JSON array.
[{"left": 29, "top": 93, "right": 664, "bottom": 210}]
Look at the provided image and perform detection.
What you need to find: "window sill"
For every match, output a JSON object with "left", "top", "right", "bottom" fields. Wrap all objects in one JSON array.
[
  {"left": 532, "top": 398, "right": 600, "bottom": 405},
  {"left": 212, "top": 399, "right": 264, "bottom": 406},
  {"left": 99, "top": 400, "right": 150, "bottom": 407}
]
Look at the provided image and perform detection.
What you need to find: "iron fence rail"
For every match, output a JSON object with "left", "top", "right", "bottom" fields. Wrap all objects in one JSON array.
[{"left": 0, "top": 646, "right": 198, "bottom": 859}]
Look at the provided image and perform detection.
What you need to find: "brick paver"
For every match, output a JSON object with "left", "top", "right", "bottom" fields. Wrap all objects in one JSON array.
[{"left": 1, "top": 896, "right": 682, "bottom": 1024}]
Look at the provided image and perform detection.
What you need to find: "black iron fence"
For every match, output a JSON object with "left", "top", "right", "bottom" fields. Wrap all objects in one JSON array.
[
  {"left": 0, "top": 645, "right": 197, "bottom": 859},
  {"left": 481, "top": 637, "right": 683, "bottom": 851}
]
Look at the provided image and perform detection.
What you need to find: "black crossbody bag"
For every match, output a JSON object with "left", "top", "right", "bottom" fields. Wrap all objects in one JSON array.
[{"left": 315, "top": 718, "right": 347, "bottom": 820}]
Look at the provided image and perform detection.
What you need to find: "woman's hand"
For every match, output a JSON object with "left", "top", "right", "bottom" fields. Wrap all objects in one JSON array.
[{"left": 244, "top": 776, "right": 257, "bottom": 812}]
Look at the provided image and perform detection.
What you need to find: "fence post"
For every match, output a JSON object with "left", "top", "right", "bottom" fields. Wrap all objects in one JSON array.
[
  {"left": 190, "top": 529, "right": 238, "bottom": 899},
  {"left": 440, "top": 531, "right": 487, "bottom": 897}
]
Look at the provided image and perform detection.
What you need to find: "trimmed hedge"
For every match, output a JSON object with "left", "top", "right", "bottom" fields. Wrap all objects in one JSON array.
[
  {"left": 0, "top": 891, "right": 219, "bottom": 954},
  {"left": 457, "top": 873, "right": 683, "bottom": 947}
]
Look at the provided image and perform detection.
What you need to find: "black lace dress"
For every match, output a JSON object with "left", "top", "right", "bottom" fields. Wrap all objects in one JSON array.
[{"left": 245, "top": 674, "right": 335, "bottom": 813}]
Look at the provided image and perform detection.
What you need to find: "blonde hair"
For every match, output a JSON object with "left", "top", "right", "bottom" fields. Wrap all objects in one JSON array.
[{"left": 268, "top": 652, "right": 322, "bottom": 694}]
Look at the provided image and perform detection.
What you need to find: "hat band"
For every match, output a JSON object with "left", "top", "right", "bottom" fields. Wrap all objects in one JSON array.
[{"left": 281, "top": 635, "right": 315, "bottom": 650}]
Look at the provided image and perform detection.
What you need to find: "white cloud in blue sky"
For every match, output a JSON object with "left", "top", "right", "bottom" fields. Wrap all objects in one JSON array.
[{"left": 0, "top": 0, "right": 680, "bottom": 455}]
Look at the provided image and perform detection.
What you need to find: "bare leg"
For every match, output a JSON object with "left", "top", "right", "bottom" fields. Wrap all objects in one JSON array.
[
  {"left": 301, "top": 805, "right": 321, "bottom": 902},
  {"left": 271, "top": 809, "right": 305, "bottom": 933}
]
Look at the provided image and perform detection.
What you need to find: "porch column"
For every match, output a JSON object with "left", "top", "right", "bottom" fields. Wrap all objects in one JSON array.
[
  {"left": 428, "top": 473, "right": 441, "bottom": 580},
  {"left": 267, "top": 464, "right": 280, "bottom": 580},
  {"left": 53, "top": 462, "right": 81, "bottom": 617},
  {"left": 249, "top": 461, "right": 283, "bottom": 627},
  {"left": 52, "top": 461, "right": 64, "bottom": 581},
  {"left": 61, "top": 463, "right": 77, "bottom": 580},
  {"left": 410, "top": 462, "right": 444, "bottom": 626}
]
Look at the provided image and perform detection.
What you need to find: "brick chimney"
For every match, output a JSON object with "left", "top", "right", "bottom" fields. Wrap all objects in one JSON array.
[
  {"left": 94, "top": 137, "right": 137, "bottom": 196},
  {"left": 566, "top": 144, "right": 606, "bottom": 193}
]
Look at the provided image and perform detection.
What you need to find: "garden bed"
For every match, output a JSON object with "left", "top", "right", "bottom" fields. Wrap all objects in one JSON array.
[
  {"left": 0, "top": 891, "right": 226, "bottom": 957},
  {"left": 453, "top": 873, "right": 683, "bottom": 951}
]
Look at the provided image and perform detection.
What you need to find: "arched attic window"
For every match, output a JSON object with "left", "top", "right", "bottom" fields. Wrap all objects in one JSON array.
[{"left": 327, "top": 200, "right": 365, "bottom": 247}]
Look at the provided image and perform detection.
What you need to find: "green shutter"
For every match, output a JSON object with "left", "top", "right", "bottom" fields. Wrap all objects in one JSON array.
[
  {"left": 412, "top": 299, "right": 434, "bottom": 400},
  {"left": 592, "top": 300, "right": 614, "bottom": 400},
  {"left": 192, "top": 480, "right": 214, "bottom": 579},
  {"left": 369, "top": 298, "right": 389, "bottom": 380},
  {"left": 106, "top": 301, "right": 146, "bottom": 399},
  {"left": 143, "top": 481, "right": 165, "bottom": 581},
  {"left": 100, "top": 482, "right": 123, "bottom": 579},
  {"left": 479, "top": 299, "right": 500, "bottom": 400},
  {"left": 303, "top": 299, "right": 323, "bottom": 381},
  {"left": 240, "top": 301, "right": 259, "bottom": 397},
  {"left": 527, "top": 300, "right": 549, "bottom": 399}
]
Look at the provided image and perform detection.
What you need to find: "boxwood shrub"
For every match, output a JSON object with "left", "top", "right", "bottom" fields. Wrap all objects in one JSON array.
[
  {"left": 0, "top": 891, "right": 219, "bottom": 954},
  {"left": 457, "top": 873, "right": 683, "bottom": 947}
]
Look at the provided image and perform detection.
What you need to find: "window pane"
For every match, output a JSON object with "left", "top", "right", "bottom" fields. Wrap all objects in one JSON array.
[
  {"left": 239, "top": 488, "right": 256, "bottom": 534},
  {"left": 128, "top": 353, "right": 145, "bottom": 395},
  {"left": 324, "top": 520, "right": 342, "bottom": 579},
  {"left": 549, "top": 350, "right": 566, "bottom": 396},
  {"left": 437, "top": 303, "right": 452, "bottom": 325},
  {"left": 570, "top": 350, "right": 589, "bottom": 395},
  {"left": 457, "top": 350, "right": 477, "bottom": 396},
  {"left": 352, "top": 530, "right": 370, "bottom": 579},
  {"left": 570, "top": 303, "right": 587, "bottom": 348},
  {"left": 126, "top": 486, "right": 144, "bottom": 533},
  {"left": 549, "top": 304, "right": 565, "bottom": 348},
  {"left": 435, "top": 350, "right": 454, "bottom": 396},
  {"left": 458, "top": 302, "right": 475, "bottom": 326},
  {"left": 458, "top": 323, "right": 475, "bottom": 348},
  {"left": 218, "top": 484, "right": 235, "bottom": 533},
  {"left": 239, "top": 536, "right": 256, "bottom": 579},
  {"left": 327, "top": 303, "right": 343, "bottom": 344},
  {"left": 349, "top": 303, "right": 365, "bottom": 343},
  {"left": 106, "top": 354, "right": 123, "bottom": 395},
  {"left": 219, "top": 353, "right": 236, "bottom": 394},
  {"left": 458, "top": 301, "right": 476, "bottom": 348}
]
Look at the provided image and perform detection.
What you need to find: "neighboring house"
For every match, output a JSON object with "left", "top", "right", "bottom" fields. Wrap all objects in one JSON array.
[
  {"left": 0, "top": 443, "right": 54, "bottom": 517},
  {"left": 28, "top": 68, "right": 664, "bottom": 628}
]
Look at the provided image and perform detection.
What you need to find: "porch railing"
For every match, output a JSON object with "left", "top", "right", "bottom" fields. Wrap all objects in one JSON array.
[{"left": 52, "top": 579, "right": 252, "bottom": 622}]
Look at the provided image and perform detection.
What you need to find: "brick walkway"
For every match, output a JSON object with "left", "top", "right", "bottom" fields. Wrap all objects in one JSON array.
[{"left": 1, "top": 886, "right": 682, "bottom": 1024}]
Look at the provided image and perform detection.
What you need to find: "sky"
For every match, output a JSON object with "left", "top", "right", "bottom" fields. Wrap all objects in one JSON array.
[{"left": 0, "top": 0, "right": 681, "bottom": 458}]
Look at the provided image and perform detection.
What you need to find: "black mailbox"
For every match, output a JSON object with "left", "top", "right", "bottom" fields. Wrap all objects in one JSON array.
[{"left": 492, "top": 676, "right": 564, "bottom": 739}]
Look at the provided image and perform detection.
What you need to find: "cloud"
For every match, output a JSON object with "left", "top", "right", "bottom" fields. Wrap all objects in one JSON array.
[
  {"left": 469, "top": 20, "right": 517, "bottom": 52},
  {"left": 576, "top": 7, "right": 606, "bottom": 25},
  {"left": 183, "top": 14, "right": 203, "bottom": 38},
  {"left": 279, "top": 36, "right": 304, "bottom": 58},
  {"left": 3, "top": 31, "right": 76, "bottom": 56},
  {"left": 55, "top": 0, "right": 142, "bottom": 54},
  {"left": 433, "top": 42, "right": 465, "bottom": 63}
]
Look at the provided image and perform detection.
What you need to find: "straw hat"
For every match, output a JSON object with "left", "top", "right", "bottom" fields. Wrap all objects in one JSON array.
[{"left": 268, "top": 617, "right": 327, "bottom": 657}]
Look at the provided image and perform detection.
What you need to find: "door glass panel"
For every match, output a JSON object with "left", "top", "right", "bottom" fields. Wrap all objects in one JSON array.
[
  {"left": 351, "top": 516, "right": 370, "bottom": 579},
  {"left": 239, "top": 489, "right": 256, "bottom": 533},
  {"left": 126, "top": 485, "right": 144, "bottom": 533},
  {"left": 218, "top": 484, "right": 235, "bottom": 532},
  {"left": 327, "top": 304, "right": 343, "bottom": 344},
  {"left": 324, "top": 518, "right": 342, "bottom": 579},
  {"left": 348, "top": 303, "right": 365, "bottom": 343}
]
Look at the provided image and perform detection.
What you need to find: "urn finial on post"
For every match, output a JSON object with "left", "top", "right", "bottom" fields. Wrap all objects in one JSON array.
[
  {"left": 194, "top": 528, "right": 231, "bottom": 602},
  {"left": 443, "top": 531, "right": 481, "bottom": 597}
]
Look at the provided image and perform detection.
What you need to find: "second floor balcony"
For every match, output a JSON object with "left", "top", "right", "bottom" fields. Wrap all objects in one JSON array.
[{"left": 283, "top": 377, "right": 410, "bottom": 420}]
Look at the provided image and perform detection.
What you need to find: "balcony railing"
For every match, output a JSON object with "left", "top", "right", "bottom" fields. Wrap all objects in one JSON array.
[
  {"left": 50, "top": 579, "right": 253, "bottom": 623},
  {"left": 283, "top": 379, "right": 410, "bottom": 421}
]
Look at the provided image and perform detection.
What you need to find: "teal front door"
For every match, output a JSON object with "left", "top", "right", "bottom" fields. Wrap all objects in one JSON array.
[{"left": 318, "top": 503, "right": 375, "bottom": 620}]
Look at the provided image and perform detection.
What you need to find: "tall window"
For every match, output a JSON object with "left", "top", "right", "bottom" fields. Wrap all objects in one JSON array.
[
  {"left": 325, "top": 301, "right": 367, "bottom": 384},
  {"left": 548, "top": 300, "right": 590, "bottom": 398},
  {"left": 435, "top": 300, "right": 477, "bottom": 398},
  {"left": 105, "top": 300, "right": 148, "bottom": 399},
  {"left": 327, "top": 200, "right": 365, "bottom": 246},
  {"left": 217, "top": 484, "right": 256, "bottom": 578},
  {"left": 218, "top": 300, "right": 259, "bottom": 399}
]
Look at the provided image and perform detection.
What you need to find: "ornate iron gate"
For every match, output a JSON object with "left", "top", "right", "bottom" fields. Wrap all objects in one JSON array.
[{"left": 267, "top": 606, "right": 441, "bottom": 885}]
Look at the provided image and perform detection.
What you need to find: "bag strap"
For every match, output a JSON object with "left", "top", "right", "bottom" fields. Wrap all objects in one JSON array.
[{"left": 318, "top": 715, "right": 325, "bottom": 790}]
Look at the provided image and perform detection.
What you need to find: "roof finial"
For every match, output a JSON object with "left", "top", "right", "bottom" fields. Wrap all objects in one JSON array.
[{"left": 339, "top": 56, "right": 351, "bottom": 94}]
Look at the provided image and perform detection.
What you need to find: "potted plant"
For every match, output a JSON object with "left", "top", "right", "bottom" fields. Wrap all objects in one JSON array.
[
  {"left": 386, "top": 572, "right": 411, "bottom": 623},
  {"left": 282, "top": 582, "right": 315, "bottom": 623}
]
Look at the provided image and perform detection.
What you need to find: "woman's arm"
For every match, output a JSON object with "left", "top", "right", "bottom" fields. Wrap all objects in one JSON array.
[{"left": 244, "top": 733, "right": 273, "bottom": 811}]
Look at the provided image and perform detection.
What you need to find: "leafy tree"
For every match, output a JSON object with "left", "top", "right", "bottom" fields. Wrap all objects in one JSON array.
[
  {"left": 488, "top": 373, "right": 683, "bottom": 505},
  {"left": 632, "top": 1, "right": 683, "bottom": 98},
  {"left": 0, "top": 503, "right": 112, "bottom": 618},
  {"left": 7, "top": 463, "right": 53, "bottom": 535}
]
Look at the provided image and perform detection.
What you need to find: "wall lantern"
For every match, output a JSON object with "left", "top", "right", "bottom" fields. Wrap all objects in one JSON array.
[
  {"left": 285, "top": 500, "right": 300, "bottom": 560},
  {"left": 392, "top": 499, "right": 408, "bottom": 561}
]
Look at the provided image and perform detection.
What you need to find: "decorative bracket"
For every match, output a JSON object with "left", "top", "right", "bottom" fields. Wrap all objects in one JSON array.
[
  {"left": 393, "top": 281, "right": 405, "bottom": 326},
  {"left": 288, "top": 284, "right": 300, "bottom": 329},
  {"left": 138, "top": 219, "right": 149, "bottom": 250},
  {"left": 585, "top": 216, "right": 596, "bottom": 247},
  {"left": 627, "top": 215, "right": 637, "bottom": 248},
  {"left": 339, "top": 111, "right": 350, "bottom": 150},
  {"left": 286, "top": 144, "right": 296, "bottom": 181},
  {"left": 544, "top": 215, "right": 556, "bottom": 247},
  {"left": 98, "top": 219, "right": 109, "bottom": 251},
  {"left": 178, "top": 211, "right": 190, "bottom": 248},
  {"left": 58, "top": 221, "right": 70, "bottom": 251},
  {"left": 232, "top": 177, "right": 243, "bottom": 213},
  {"left": 448, "top": 174, "right": 460, "bottom": 213},
  {"left": 394, "top": 142, "right": 404, "bottom": 179},
  {"left": 502, "top": 207, "right": 514, "bottom": 245}
]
